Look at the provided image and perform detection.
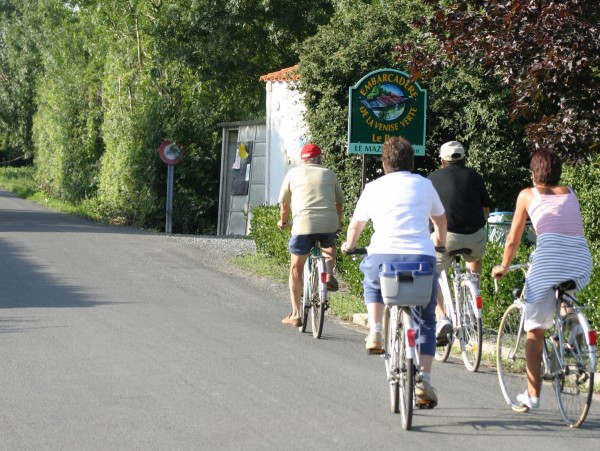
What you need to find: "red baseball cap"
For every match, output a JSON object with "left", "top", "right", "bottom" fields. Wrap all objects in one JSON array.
[{"left": 300, "top": 143, "right": 322, "bottom": 160}]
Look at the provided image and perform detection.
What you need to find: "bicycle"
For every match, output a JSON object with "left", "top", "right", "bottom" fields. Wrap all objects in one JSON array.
[
  {"left": 346, "top": 248, "right": 436, "bottom": 430},
  {"left": 495, "top": 263, "right": 597, "bottom": 427},
  {"left": 435, "top": 248, "right": 483, "bottom": 372},
  {"left": 300, "top": 242, "right": 328, "bottom": 339}
]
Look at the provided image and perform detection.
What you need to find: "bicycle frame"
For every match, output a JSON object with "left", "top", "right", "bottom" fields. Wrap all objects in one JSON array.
[
  {"left": 437, "top": 253, "right": 483, "bottom": 371},
  {"left": 439, "top": 261, "right": 482, "bottom": 329},
  {"left": 301, "top": 244, "right": 328, "bottom": 337}
]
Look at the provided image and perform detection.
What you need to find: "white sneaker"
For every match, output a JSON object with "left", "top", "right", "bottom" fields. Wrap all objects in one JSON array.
[
  {"left": 517, "top": 391, "right": 540, "bottom": 410},
  {"left": 436, "top": 316, "right": 453, "bottom": 340}
]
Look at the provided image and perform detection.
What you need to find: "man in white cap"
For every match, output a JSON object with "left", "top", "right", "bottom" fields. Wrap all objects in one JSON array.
[
  {"left": 428, "top": 141, "right": 491, "bottom": 341},
  {"left": 277, "top": 143, "right": 344, "bottom": 328}
]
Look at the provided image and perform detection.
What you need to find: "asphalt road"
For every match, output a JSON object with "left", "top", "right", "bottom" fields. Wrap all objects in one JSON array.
[{"left": 1, "top": 189, "right": 599, "bottom": 450}]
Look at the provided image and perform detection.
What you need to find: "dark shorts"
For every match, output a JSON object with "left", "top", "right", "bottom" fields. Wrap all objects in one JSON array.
[{"left": 289, "top": 232, "right": 337, "bottom": 255}]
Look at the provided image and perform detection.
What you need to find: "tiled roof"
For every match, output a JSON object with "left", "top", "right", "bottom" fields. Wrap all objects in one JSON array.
[{"left": 259, "top": 64, "right": 299, "bottom": 82}]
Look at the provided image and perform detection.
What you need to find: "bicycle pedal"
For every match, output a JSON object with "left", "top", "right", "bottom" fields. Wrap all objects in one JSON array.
[
  {"left": 436, "top": 337, "right": 449, "bottom": 347},
  {"left": 416, "top": 399, "right": 436, "bottom": 409},
  {"left": 367, "top": 348, "right": 385, "bottom": 355}
]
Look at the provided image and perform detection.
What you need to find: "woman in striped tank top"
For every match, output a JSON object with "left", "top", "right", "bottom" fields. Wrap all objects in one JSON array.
[{"left": 491, "top": 149, "right": 592, "bottom": 411}]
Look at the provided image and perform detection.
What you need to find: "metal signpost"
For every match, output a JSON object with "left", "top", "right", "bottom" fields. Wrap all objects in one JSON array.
[{"left": 158, "top": 140, "right": 183, "bottom": 234}]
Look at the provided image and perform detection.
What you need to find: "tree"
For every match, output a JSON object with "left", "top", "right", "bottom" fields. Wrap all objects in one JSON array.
[
  {"left": 299, "top": 0, "right": 530, "bottom": 211},
  {"left": 0, "top": 1, "right": 43, "bottom": 163},
  {"left": 409, "top": 0, "right": 600, "bottom": 162}
]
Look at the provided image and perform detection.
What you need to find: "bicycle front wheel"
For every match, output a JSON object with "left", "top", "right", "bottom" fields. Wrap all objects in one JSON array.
[
  {"left": 310, "top": 258, "right": 326, "bottom": 339},
  {"left": 554, "top": 312, "right": 595, "bottom": 427},
  {"left": 497, "top": 302, "right": 528, "bottom": 412},
  {"left": 383, "top": 306, "right": 399, "bottom": 414},
  {"left": 458, "top": 280, "right": 483, "bottom": 372},
  {"left": 398, "top": 309, "right": 414, "bottom": 430},
  {"left": 300, "top": 261, "right": 311, "bottom": 333}
]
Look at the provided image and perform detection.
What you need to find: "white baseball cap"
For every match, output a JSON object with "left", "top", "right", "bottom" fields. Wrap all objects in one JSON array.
[{"left": 440, "top": 141, "right": 465, "bottom": 161}]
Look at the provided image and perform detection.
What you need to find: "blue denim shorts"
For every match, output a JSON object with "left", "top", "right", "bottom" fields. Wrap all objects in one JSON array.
[
  {"left": 360, "top": 253, "right": 438, "bottom": 356},
  {"left": 289, "top": 232, "right": 337, "bottom": 255}
]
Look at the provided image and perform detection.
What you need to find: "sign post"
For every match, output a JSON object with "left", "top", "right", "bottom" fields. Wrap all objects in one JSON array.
[
  {"left": 348, "top": 68, "right": 427, "bottom": 156},
  {"left": 158, "top": 140, "right": 183, "bottom": 234}
]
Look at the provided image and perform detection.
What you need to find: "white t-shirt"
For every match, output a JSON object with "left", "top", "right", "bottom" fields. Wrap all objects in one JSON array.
[{"left": 352, "top": 171, "right": 445, "bottom": 255}]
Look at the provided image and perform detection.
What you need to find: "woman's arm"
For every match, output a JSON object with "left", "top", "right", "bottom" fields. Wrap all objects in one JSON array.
[{"left": 492, "top": 188, "right": 531, "bottom": 278}]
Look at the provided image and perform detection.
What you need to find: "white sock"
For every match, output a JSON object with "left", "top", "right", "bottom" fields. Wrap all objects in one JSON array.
[
  {"left": 371, "top": 322, "right": 383, "bottom": 334},
  {"left": 421, "top": 372, "right": 431, "bottom": 383}
]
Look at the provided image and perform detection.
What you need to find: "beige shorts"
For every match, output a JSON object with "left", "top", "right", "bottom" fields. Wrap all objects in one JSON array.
[
  {"left": 435, "top": 227, "right": 487, "bottom": 273},
  {"left": 524, "top": 290, "right": 556, "bottom": 331}
]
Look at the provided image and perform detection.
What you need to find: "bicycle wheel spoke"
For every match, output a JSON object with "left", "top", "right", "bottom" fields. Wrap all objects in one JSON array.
[
  {"left": 459, "top": 281, "right": 482, "bottom": 372},
  {"left": 554, "top": 313, "right": 594, "bottom": 427},
  {"left": 398, "top": 310, "right": 413, "bottom": 430},
  {"left": 497, "top": 302, "right": 529, "bottom": 412},
  {"left": 384, "top": 307, "right": 400, "bottom": 414},
  {"left": 310, "top": 260, "right": 325, "bottom": 339}
]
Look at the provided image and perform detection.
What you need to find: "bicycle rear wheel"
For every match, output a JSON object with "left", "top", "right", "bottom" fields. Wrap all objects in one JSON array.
[
  {"left": 398, "top": 309, "right": 414, "bottom": 430},
  {"left": 458, "top": 280, "right": 483, "bottom": 372},
  {"left": 383, "top": 306, "right": 399, "bottom": 414},
  {"left": 496, "top": 302, "right": 528, "bottom": 412},
  {"left": 310, "top": 258, "right": 326, "bottom": 339},
  {"left": 554, "top": 312, "right": 595, "bottom": 427},
  {"left": 435, "top": 340, "right": 452, "bottom": 362}
]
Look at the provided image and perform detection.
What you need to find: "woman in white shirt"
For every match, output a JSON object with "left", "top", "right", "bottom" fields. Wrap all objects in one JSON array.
[{"left": 342, "top": 136, "right": 447, "bottom": 407}]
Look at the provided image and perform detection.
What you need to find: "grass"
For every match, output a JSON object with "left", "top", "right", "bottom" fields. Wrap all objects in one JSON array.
[
  {"left": 232, "top": 253, "right": 367, "bottom": 321},
  {"left": 0, "top": 166, "right": 100, "bottom": 221}
]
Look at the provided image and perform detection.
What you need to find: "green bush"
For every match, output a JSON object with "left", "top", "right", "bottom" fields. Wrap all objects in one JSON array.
[
  {"left": 249, "top": 204, "right": 291, "bottom": 265},
  {"left": 249, "top": 204, "right": 600, "bottom": 330}
]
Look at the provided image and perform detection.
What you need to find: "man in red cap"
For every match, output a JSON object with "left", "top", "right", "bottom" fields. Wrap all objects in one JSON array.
[{"left": 277, "top": 143, "right": 344, "bottom": 327}]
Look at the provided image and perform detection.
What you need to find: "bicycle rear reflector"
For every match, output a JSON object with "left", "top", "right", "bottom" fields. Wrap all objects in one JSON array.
[
  {"left": 407, "top": 328, "right": 416, "bottom": 347},
  {"left": 476, "top": 295, "right": 483, "bottom": 309},
  {"left": 320, "top": 272, "right": 327, "bottom": 284},
  {"left": 589, "top": 330, "right": 597, "bottom": 346}
]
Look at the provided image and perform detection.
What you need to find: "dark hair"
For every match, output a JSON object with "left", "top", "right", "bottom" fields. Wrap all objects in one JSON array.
[
  {"left": 530, "top": 150, "right": 561, "bottom": 186},
  {"left": 382, "top": 136, "right": 414, "bottom": 173}
]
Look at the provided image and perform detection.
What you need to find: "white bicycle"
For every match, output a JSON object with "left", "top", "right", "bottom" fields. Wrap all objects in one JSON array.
[{"left": 435, "top": 248, "right": 483, "bottom": 372}]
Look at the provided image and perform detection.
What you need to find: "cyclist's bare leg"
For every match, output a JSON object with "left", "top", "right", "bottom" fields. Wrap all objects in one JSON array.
[
  {"left": 466, "top": 259, "right": 482, "bottom": 275},
  {"left": 525, "top": 329, "right": 545, "bottom": 397},
  {"left": 321, "top": 245, "right": 336, "bottom": 276},
  {"left": 420, "top": 354, "right": 433, "bottom": 374},
  {"left": 289, "top": 253, "right": 308, "bottom": 318},
  {"left": 435, "top": 291, "right": 445, "bottom": 318},
  {"left": 367, "top": 302, "right": 384, "bottom": 332}
]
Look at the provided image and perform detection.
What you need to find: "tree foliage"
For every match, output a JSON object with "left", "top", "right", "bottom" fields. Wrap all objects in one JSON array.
[
  {"left": 1, "top": 0, "right": 335, "bottom": 233},
  {"left": 408, "top": 0, "right": 600, "bottom": 161},
  {"left": 299, "top": 0, "right": 530, "bottom": 211}
]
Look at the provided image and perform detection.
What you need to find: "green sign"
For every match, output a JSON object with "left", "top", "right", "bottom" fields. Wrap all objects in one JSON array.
[{"left": 348, "top": 69, "right": 427, "bottom": 155}]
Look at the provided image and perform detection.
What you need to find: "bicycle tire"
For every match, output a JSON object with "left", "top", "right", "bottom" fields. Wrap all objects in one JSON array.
[
  {"left": 435, "top": 270, "right": 453, "bottom": 363},
  {"left": 554, "top": 312, "right": 594, "bottom": 427},
  {"left": 311, "top": 258, "right": 326, "bottom": 339},
  {"left": 383, "top": 306, "right": 399, "bottom": 414},
  {"left": 458, "top": 280, "right": 483, "bottom": 372},
  {"left": 496, "top": 302, "right": 528, "bottom": 412},
  {"left": 398, "top": 309, "right": 414, "bottom": 430},
  {"left": 435, "top": 340, "right": 452, "bottom": 362},
  {"left": 300, "top": 260, "right": 310, "bottom": 333}
]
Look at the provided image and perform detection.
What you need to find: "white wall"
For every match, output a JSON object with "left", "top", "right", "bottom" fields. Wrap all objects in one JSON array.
[{"left": 264, "top": 80, "right": 309, "bottom": 204}]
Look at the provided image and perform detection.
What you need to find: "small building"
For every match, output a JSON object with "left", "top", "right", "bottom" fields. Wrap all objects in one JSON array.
[{"left": 217, "top": 65, "right": 308, "bottom": 236}]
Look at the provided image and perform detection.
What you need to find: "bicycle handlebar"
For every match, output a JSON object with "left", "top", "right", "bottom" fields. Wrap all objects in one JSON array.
[
  {"left": 344, "top": 247, "right": 367, "bottom": 256},
  {"left": 493, "top": 263, "right": 529, "bottom": 293}
]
